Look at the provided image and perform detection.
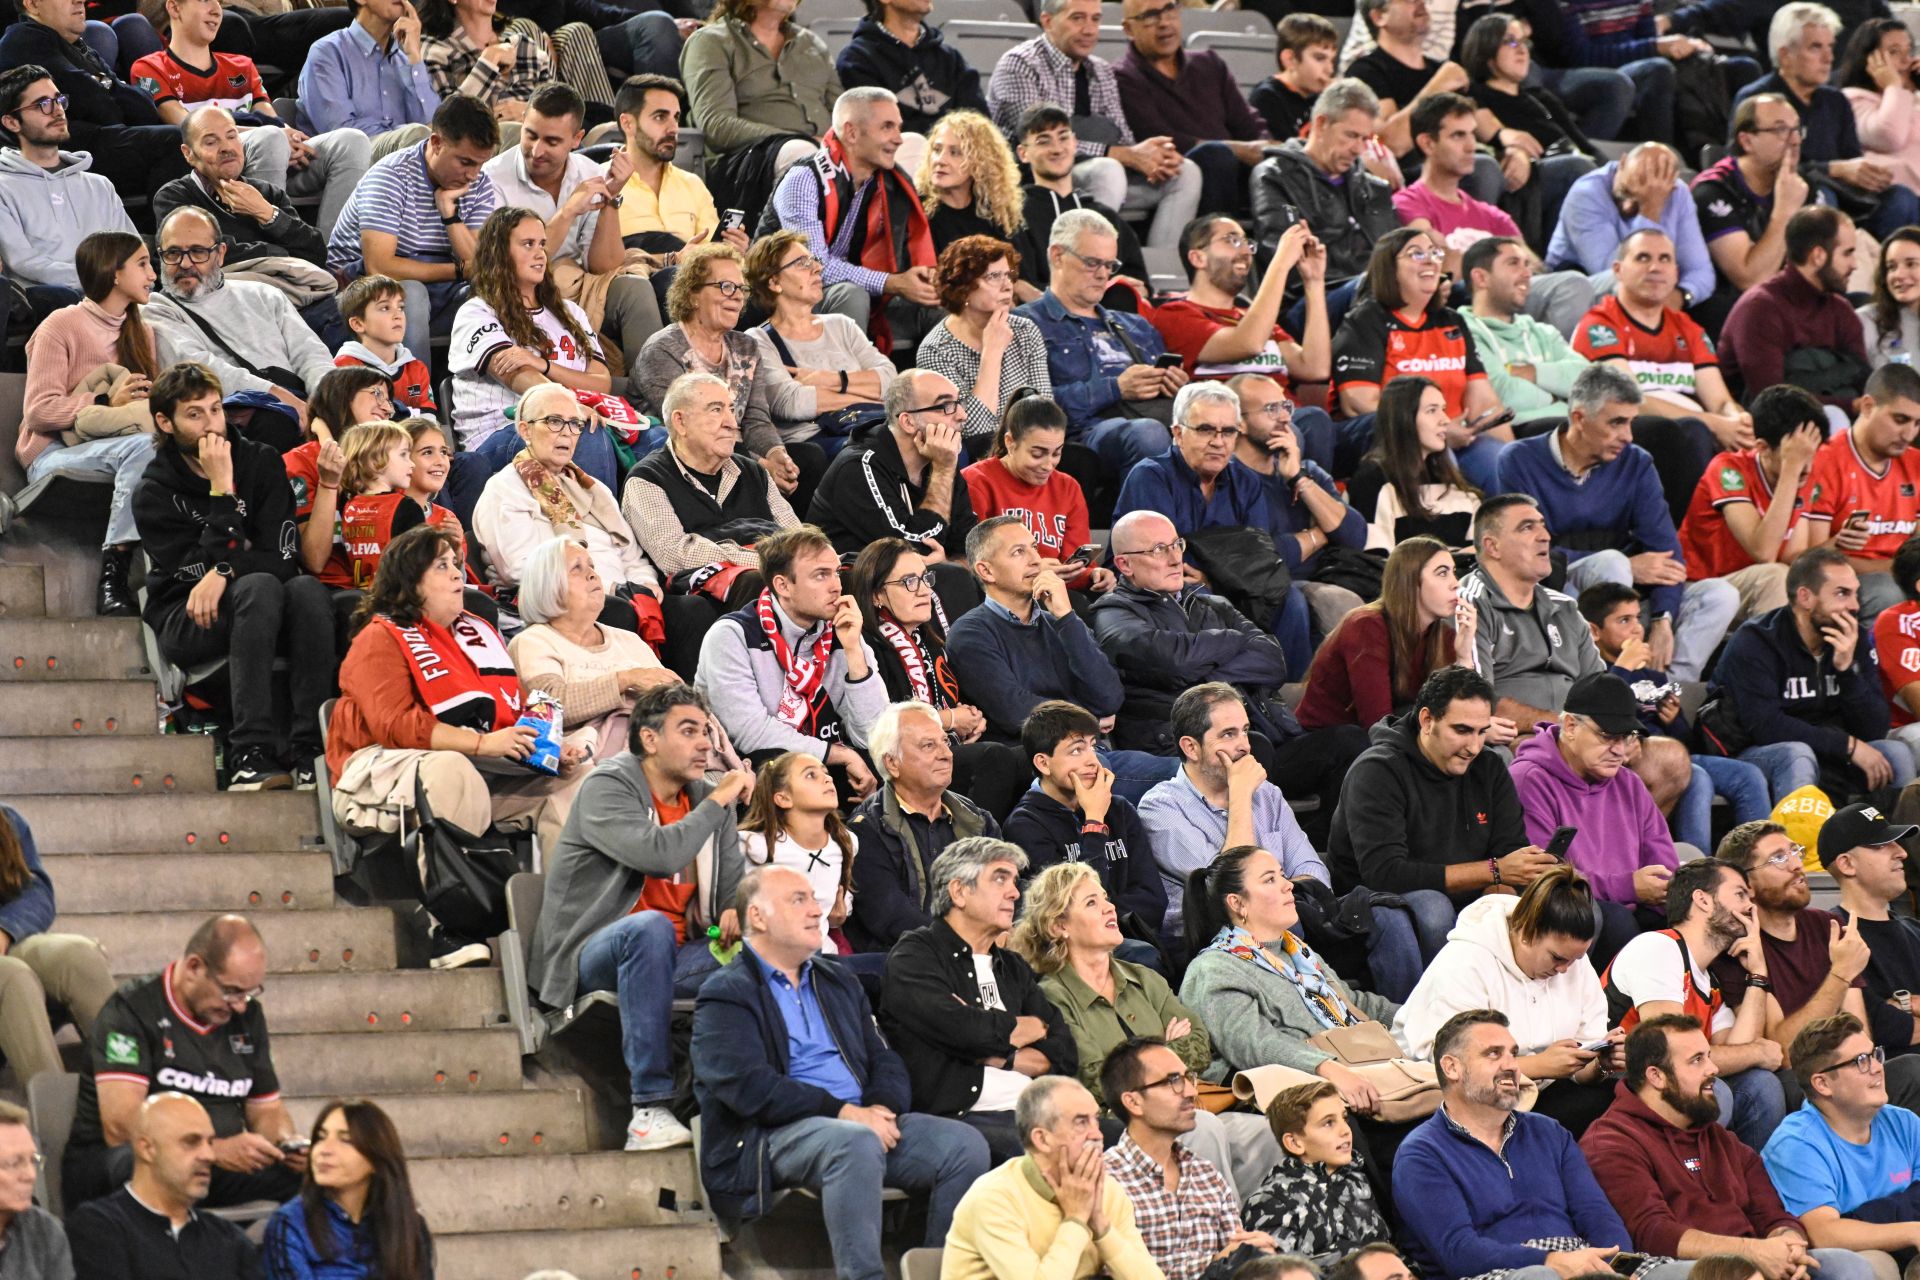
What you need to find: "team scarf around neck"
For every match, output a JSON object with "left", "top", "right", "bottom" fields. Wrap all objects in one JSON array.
[
  {"left": 815, "top": 127, "right": 935, "bottom": 354},
  {"left": 378, "top": 611, "right": 522, "bottom": 734},
  {"left": 873, "top": 600, "right": 950, "bottom": 704},
  {"left": 758, "top": 589, "right": 835, "bottom": 730}
]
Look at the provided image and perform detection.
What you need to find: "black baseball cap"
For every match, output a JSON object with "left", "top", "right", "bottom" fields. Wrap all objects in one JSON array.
[
  {"left": 1817, "top": 802, "right": 1918, "bottom": 869},
  {"left": 1563, "top": 673, "right": 1644, "bottom": 737}
]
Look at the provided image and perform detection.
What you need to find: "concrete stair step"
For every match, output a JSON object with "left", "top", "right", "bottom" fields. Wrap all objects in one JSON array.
[
  {"left": 255, "top": 968, "right": 513, "bottom": 1035},
  {"left": 3, "top": 792, "right": 322, "bottom": 853},
  {"left": 273, "top": 1028, "right": 524, "bottom": 1096},
  {"left": 0, "top": 618, "right": 145, "bottom": 681},
  {"left": 410, "top": 1150, "right": 704, "bottom": 1234},
  {"left": 284, "top": 1089, "right": 593, "bottom": 1158},
  {"left": 47, "top": 851, "right": 334, "bottom": 914},
  {"left": 0, "top": 680, "right": 159, "bottom": 736},
  {"left": 0, "top": 734, "right": 215, "bottom": 795},
  {"left": 429, "top": 1225, "right": 721, "bottom": 1279},
  {"left": 59, "top": 906, "right": 397, "bottom": 975},
  {"left": 0, "top": 566, "right": 46, "bottom": 619}
]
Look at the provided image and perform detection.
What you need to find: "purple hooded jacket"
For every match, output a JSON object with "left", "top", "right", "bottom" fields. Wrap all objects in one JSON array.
[{"left": 1507, "top": 722, "right": 1678, "bottom": 906}]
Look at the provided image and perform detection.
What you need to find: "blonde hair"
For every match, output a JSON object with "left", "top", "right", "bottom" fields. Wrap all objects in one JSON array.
[
  {"left": 665, "top": 241, "right": 746, "bottom": 324},
  {"left": 1009, "top": 862, "right": 1101, "bottom": 976},
  {"left": 915, "top": 111, "right": 1025, "bottom": 239},
  {"left": 339, "top": 422, "right": 413, "bottom": 498}
]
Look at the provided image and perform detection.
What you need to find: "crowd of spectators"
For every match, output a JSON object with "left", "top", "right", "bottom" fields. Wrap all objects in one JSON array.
[{"left": 26, "top": 0, "right": 1920, "bottom": 1276}]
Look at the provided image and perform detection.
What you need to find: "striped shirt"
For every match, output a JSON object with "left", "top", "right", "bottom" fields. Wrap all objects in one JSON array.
[
  {"left": 327, "top": 140, "right": 499, "bottom": 276},
  {"left": 985, "top": 35, "right": 1132, "bottom": 158}
]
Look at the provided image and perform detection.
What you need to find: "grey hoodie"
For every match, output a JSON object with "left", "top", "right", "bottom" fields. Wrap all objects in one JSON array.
[{"left": 0, "top": 147, "right": 134, "bottom": 290}]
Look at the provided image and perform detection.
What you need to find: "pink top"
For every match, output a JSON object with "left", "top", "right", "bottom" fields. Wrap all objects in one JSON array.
[
  {"left": 18, "top": 298, "right": 151, "bottom": 468},
  {"left": 1390, "top": 180, "right": 1522, "bottom": 245},
  {"left": 1843, "top": 85, "right": 1920, "bottom": 193}
]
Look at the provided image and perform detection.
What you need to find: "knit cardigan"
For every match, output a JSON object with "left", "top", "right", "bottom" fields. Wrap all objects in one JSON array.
[{"left": 19, "top": 299, "right": 151, "bottom": 467}]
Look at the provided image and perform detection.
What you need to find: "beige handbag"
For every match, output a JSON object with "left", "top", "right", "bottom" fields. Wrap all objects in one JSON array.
[{"left": 1230, "top": 1023, "right": 1539, "bottom": 1123}]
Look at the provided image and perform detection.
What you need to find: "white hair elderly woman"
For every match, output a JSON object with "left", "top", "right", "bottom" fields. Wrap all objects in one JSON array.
[{"left": 507, "top": 536, "right": 683, "bottom": 759}]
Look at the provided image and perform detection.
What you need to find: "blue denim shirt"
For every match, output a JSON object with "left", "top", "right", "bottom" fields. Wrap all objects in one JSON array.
[
  {"left": 1015, "top": 290, "right": 1168, "bottom": 430},
  {"left": 750, "top": 946, "right": 864, "bottom": 1102}
]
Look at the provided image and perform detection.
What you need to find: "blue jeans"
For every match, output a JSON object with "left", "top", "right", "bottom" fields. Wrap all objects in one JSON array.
[
  {"left": 1098, "top": 746, "right": 1178, "bottom": 807},
  {"left": 1672, "top": 756, "right": 1773, "bottom": 851},
  {"left": 1563, "top": 550, "right": 1739, "bottom": 682},
  {"left": 1186, "top": 140, "right": 1246, "bottom": 215},
  {"left": 1617, "top": 55, "right": 1760, "bottom": 144},
  {"left": 575, "top": 911, "right": 723, "bottom": 1103},
  {"left": 25, "top": 433, "right": 156, "bottom": 548},
  {"left": 1535, "top": 65, "right": 1636, "bottom": 140},
  {"left": 1867, "top": 184, "right": 1920, "bottom": 244},
  {"left": 1741, "top": 738, "right": 1919, "bottom": 804},
  {"left": 765, "top": 1112, "right": 991, "bottom": 1280},
  {"left": 1081, "top": 416, "right": 1172, "bottom": 476},
  {"left": 398, "top": 278, "right": 470, "bottom": 371},
  {"left": 1271, "top": 586, "right": 1313, "bottom": 678},
  {"left": 1367, "top": 889, "right": 1459, "bottom": 1002},
  {"left": 443, "top": 417, "right": 624, "bottom": 532},
  {"left": 596, "top": 10, "right": 681, "bottom": 78},
  {"left": 1291, "top": 406, "right": 1337, "bottom": 475},
  {"left": 1713, "top": 1064, "right": 1788, "bottom": 1151}
]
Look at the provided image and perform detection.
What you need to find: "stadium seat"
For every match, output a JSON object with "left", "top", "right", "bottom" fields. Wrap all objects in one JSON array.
[
  {"left": 942, "top": 21, "right": 1041, "bottom": 78},
  {"left": 935, "top": 0, "right": 1032, "bottom": 24},
  {"left": 26, "top": 1072, "right": 76, "bottom": 1217},
  {"left": 903, "top": 1248, "right": 944, "bottom": 1280},
  {"left": 1094, "top": 24, "right": 1130, "bottom": 60},
  {"left": 1143, "top": 244, "right": 1188, "bottom": 296},
  {"left": 1180, "top": 8, "right": 1276, "bottom": 39},
  {"left": 1187, "top": 31, "right": 1280, "bottom": 93}
]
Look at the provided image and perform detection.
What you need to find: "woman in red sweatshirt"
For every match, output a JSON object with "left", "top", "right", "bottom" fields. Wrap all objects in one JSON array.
[{"left": 961, "top": 391, "right": 1111, "bottom": 593}]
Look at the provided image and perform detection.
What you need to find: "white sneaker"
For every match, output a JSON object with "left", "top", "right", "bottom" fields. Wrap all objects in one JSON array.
[
  {"left": 625, "top": 1105, "right": 693, "bottom": 1151},
  {"left": 428, "top": 940, "right": 491, "bottom": 970}
]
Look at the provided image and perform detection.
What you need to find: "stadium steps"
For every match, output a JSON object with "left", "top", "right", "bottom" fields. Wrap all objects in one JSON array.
[{"left": 0, "top": 563, "right": 724, "bottom": 1280}]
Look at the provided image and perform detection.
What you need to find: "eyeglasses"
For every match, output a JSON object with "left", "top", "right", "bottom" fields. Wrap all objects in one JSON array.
[
  {"left": 1125, "top": 0, "right": 1180, "bottom": 22},
  {"left": 1209, "top": 234, "right": 1254, "bottom": 252},
  {"left": 1400, "top": 248, "right": 1441, "bottom": 264},
  {"left": 881, "top": 572, "right": 933, "bottom": 594},
  {"left": 978, "top": 269, "right": 1014, "bottom": 286},
  {"left": 777, "top": 253, "right": 823, "bottom": 274},
  {"left": 1256, "top": 399, "right": 1297, "bottom": 419},
  {"left": 1116, "top": 537, "right": 1187, "bottom": 559},
  {"left": 160, "top": 245, "right": 217, "bottom": 266},
  {"left": 1751, "top": 124, "right": 1809, "bottom": 139},
  {"left": 1138, "top": 1070, "right": 1200, "bottom": 1093},
  {"left": 529, "top": 415, "right": 591, "bottom": 435},
  {"left": 1064, "top": 248, "right": 1122, "bottom": 277},
  {"left": 1758, "top": 843, "right": 1807, "bottom": 870},
  {"left": 1815, "top": 1045, "right": 1886, "bottom": 1076},
  {"left": 907, "top": 397, "right": 964, "bottom": 417},
  {"left": 699, "top": 279, "right": 747, "bottom": 298},
  {"left": 1501, "top": 35, "right": 1532, "bottom": 49},
  {"left": 16, "top": 93, "right": 67, "bottom": 117},
  {"left": 0, "top": 1154, "right": 43, "bottom": 1177},
  {"left": 217, "top": 982, "right": 264, "bottom": 1008},
  {"left": 1182, "top": 423, "right": 1242, "bottom": 441}
]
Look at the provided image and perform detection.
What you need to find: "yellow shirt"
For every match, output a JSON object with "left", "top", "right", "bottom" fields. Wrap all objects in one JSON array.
[
  {"left": 618, "top": 160, "right": 722, "bottom": 243},
  {"left": 941, "top": 1156, "right": 1164, "bottom": 1280}
]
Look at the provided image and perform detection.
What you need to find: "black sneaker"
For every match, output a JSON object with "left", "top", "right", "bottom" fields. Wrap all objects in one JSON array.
[
  {"left": 227, "top": 747, "right": 292, "bottom": 791},
  {"left": 428, "top": 929, "right": 491, "bottom": 970},
  {"left": 291, "top": 763, "right": 317, "bottom": 792}
]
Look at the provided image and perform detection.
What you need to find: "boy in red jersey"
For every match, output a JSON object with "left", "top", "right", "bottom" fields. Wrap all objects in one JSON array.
[
  {"left": 1873, "top": 536, "right": 1920, "bottom": 758},
  {"left": 1802, "top": 362, "right": 1920, "bottom": 622}
]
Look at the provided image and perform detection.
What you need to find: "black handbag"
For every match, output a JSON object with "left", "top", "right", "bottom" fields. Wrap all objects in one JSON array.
[
  {"left": 409, "top": 775, "right": 520, "bottom": 941},
  {"left": 1100, "top": 314, "right": 1176, "bottom": 424},
  {"left": 1692, "top": 694, "right": 1753, "bottom": 759},
  {"left": 1185, "top": 525, "right": 1294, "bottom": 624}
]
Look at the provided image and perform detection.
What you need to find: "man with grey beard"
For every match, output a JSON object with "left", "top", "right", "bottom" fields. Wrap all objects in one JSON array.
[
  {"left": 1392, "top": 1009, "right": 1697, "bottom": 1280},
  {"left": 141, "top": 206, "right": 336, "bottom": 430}
]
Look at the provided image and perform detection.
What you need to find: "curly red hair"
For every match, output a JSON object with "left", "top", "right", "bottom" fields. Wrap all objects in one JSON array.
[{"left": 935, "top": 235, "right": 1022, "bottom": 315}]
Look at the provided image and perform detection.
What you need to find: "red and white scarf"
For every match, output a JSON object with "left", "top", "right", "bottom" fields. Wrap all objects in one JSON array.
[
  {"left": 758, "top": 589, "right": 834, "bottom": 730},
  {"left": 379, "top": 612, "right": 522, "bottom": 734},
  {"left": 873, "top": 601, "right": 949, "bottom": 704}
]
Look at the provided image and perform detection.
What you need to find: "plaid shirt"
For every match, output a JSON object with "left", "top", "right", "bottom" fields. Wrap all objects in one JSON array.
[
  {"left": 985, "top": 34, "right": 1132, "bottom": 158},
  {"left": 1102, "top": 1131, "right": 1240, "bottom": 1280},
  {"left": 422, "top": 25, "right": 551, "bottom": 107}
]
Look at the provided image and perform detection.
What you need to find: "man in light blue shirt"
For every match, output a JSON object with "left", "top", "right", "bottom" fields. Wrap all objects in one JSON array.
[
  {"left": 297, "top": 0, "right": 439, "bottom": 154},
  {"left": 1762, "top": 1012, "right": 1920, "bottom": 1263},
  {"left": 1545, "top": 145, "right": 1717, "bottom": 313}
]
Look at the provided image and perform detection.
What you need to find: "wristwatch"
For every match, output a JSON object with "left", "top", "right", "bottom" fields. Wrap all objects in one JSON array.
[
  {"left": 440, "top": 210, "right": 461, "bottom": 225},
  {"left": 212, "top": 563, "right": 235, "bottom": 579}
]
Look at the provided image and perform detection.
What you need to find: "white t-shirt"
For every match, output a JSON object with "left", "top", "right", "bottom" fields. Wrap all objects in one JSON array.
[
  {"left": 1608, "top": 930, "right": 1735, "bottom": 1034},
  {"left": 973, "top": 953, "right": 1028, "bottom": 1113},
  {"left": 741, "top": 828, "right": 851, "bottom": 955},
  {"left": 449, "top": 296, "right": 604, "bottom": 449}
]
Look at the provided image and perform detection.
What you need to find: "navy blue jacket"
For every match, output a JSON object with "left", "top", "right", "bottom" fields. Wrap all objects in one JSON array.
[
  {"left": 0, "top": 20, "right": 167, "bottom": 128},
  {"left": 0, "top": 807, "right": 58, "bottom": 947},
  {"left": 946, "top": 600, "right": 1126, "bottom": 740},
  {"left": 833, "top": 18, "right": 988, "bottom": 136},
  {"left": 691, "top": 946, "right": 911, "bottom": 1220},
  {"left": 1711, "top": 604, "right": 1889, "bottom": 763},
  {"left": 1002, "top": 788, "right": 1167, "bottom": 928}
]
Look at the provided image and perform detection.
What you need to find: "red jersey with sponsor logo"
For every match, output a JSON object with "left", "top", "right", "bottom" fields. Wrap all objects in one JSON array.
[
  {"left": 1151, "top": 298, "right": 1297, "bottom": 388},
  {"left": 1876, "top": 600, "right": 1920, "bottom": 728},
  {"left": 1803, "top": 430, "right": 1920, "bottom": 561},
  {"left": 1678, "top": 448, "right": 1809, "bottom": 581},
  {"left": 1571, "top": 295, "right": 1717, "bottom": 410},
  {"left": 129, "top": 49, "right": 264, "bottom": 110},
  {"left": 1330, "top": 301, "right": 1487, "bottom": 418}
]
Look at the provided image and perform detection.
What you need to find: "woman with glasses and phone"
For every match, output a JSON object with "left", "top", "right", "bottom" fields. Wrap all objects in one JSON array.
[
  {"left": 263, "top": 1098, "right": 435, "bottom": 1280},
  {"left": 633, "top": 241, "right": 823, "bottom": 508},
  {"left": 918, "top": 235, "right": 1052, "bottom": 450},
  {"left": 1332, "top": 228, "right": 1513, "bottom": 489},
  {"left": 847, "top": 536, "right": 1029, "bottom": 818},
  {"left": 1347, "top": 375, "right": 1484, "bottom": 553},
  {"left": 744, "top": 229, "right": 897, "bottom": 459},
  {"left": 448, "top": 207, "right": 622, "bottom": 489}
]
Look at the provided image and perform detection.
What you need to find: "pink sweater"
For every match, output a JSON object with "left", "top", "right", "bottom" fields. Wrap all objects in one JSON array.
[
  {"left": 1844, "top": 84, "right": 1920, "bottom": 193},
  {"left": 18, "top": 299, "right": 150, "bottom": 468}
]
